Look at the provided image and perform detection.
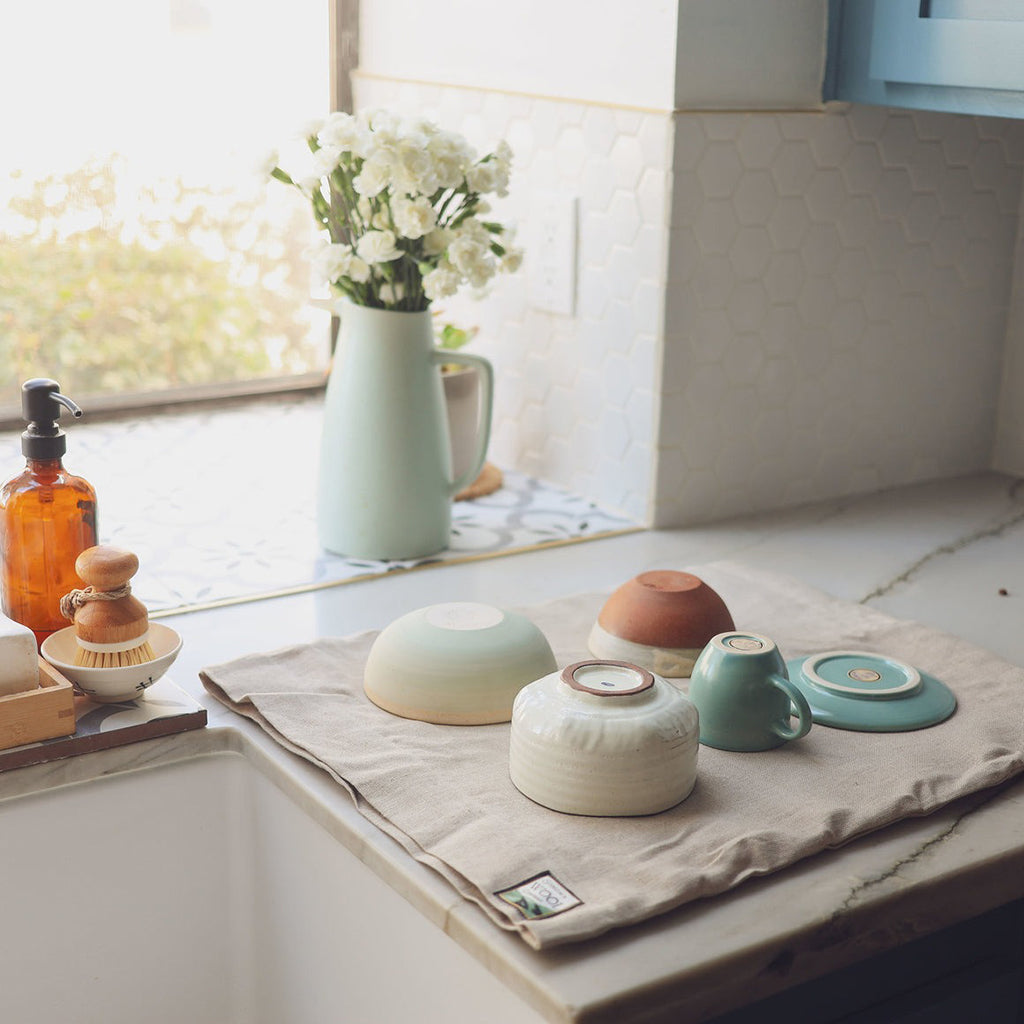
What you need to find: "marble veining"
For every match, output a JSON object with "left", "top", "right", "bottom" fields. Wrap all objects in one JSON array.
[
  {"left": 860, "top": 477, "right": 1024, "bottom": 604},
  {"left": 835, "top": 783, "right": 1009, "bottom": 917}
]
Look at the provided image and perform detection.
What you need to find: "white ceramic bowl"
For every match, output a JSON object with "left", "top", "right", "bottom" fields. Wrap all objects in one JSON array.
[
  {"left": 363, "top": 602, "right": 557, "bottom": 725},
  {"left": 41, "top": 622, "right": 183, "bottom": 703},
  {"left": 509, "top": 660, "right": 700, "bottom": 817}
]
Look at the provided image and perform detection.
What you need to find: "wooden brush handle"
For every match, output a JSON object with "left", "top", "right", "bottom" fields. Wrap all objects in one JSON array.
[
  {"left": 75, "top": 546, "right": 139, "bottom": 592},
  {"left": 72, "top": 546, "right": 149, "bottom": 646},
  {"left": 74, "top": 595, "right": 149, "bottom": 646}
]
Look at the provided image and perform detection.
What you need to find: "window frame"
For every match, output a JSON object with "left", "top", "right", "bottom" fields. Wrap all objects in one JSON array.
[{"left": 0, "top": 0, "right": 359, "bottom": 430}]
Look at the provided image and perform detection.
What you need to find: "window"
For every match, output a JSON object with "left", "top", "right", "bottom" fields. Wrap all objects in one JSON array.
[{"left": 0, "top": 0, "right": 336, "bottom": 418}]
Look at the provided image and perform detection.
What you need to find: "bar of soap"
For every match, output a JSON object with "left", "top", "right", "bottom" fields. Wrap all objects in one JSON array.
[{"left": 0, "top": 613, "right": 38, "bottom": 696}]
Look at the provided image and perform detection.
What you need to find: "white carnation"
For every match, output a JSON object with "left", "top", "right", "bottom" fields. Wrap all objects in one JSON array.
[
  {"left": 466, "top": 157, "right": 510, "bottom": 197},
  {"left": 318, "top": 112, "right": 365, "bottom": 152},
  {"left": 448, "top": 234, "right": 495, "bottom": 288},
  {"left": 454, "top": 217, "right": 490, "bottom": 244},
  {"left": 353, "top": 152, "right": 391, "bottom": 197},
  {"left": 404, "top": 116, "right": 439, "bottom": 138},
  {"left": 312, "top": 243, "right": 356, "bottom": 286},
  {"left": 364, "top": 108, "right": 401, "bottom": 138},
  {"left": 428, "top": 131, "right": 473, "bottom": 190},
  {"left": 299, "top": 117, "right": 325, "bottom": 142},
  {"left": 312, "top": 146, "right": 345, "bottom": 178},
  {"left": 392, "top": 196, "right": 437, "bottom": 240},
  {"left": 422, "top": 227, "right": 453, "bottom": 257},
  {"left": 391, "top": 134, "right": 437, "bottom": 196},
  {"left": 347, "top": 256, "right": 371, "bottom": 284},
  {"left": 356, "top": 229, "right": 401, "bottom": 264},
  {"left": 297, "top": 174, "right": 324, "bottom": 199},
  {"left": 423, "top": 265, "right": 461, "bottom": 301},
  {"left": 500, "top": 247, "right": 524, "bottom": 274}
]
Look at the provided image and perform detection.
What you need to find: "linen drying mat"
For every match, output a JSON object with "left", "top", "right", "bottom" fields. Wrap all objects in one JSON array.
[{"left": 200, "top": 563, "right": 1024, "bottom": 949}]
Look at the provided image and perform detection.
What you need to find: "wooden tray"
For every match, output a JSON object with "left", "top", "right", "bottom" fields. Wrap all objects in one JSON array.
[{"left": 0, "top": 659, "right": 76, "bottom": 752}]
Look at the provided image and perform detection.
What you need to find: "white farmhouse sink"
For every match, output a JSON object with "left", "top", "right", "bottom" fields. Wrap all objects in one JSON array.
[{"left": 0, "top": 752, "right": 543, "bottom": 1024}]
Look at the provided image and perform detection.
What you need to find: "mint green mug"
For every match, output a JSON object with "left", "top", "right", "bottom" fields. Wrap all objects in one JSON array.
[{"left": 688, "top": 632, "right": 812, "bottom": 751}]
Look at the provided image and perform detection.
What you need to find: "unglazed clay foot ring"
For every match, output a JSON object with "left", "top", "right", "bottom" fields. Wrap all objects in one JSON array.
[{"left": 561, "top": 660, "right": 655, "bottom": 696}]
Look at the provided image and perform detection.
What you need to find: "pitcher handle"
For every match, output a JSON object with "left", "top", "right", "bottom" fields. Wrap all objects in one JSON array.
[
  {"left": 768, "top": 673, "right": 813, "bottom": 742},
  {"left": 431, "top": 350, "right": 494, "bottom": 498}
]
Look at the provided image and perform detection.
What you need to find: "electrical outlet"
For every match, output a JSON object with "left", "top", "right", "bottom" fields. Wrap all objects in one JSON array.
[{"left": 528, "top": 194, "right": 577, "bottom": 316}]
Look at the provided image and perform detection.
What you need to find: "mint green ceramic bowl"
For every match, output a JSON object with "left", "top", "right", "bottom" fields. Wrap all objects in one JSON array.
[{"left": 363, "top": 602, "right": 557, "bottom": 725}]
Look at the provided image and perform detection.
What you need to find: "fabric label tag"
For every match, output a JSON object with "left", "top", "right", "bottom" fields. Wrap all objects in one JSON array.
[{"left": 495, "top": 872, "right": 582, "bottom": 919}]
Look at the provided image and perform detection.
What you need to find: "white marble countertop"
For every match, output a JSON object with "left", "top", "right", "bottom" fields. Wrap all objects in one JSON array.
[{"left": 5, "top": 470, "right": 1024, "bottom": 1023}]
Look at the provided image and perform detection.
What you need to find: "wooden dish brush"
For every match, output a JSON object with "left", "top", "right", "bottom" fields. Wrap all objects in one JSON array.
[{"left": 60, "top": 546, "right": 156, "bottom": 667}]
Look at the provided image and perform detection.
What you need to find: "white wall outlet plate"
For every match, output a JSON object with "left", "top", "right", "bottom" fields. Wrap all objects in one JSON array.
[{"left": 528, "top": 193, "right": 578, "bottom": 316}]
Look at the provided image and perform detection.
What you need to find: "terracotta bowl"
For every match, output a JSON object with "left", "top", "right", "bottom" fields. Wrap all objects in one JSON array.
[{"left": 587, "top": 570, "right": 734, "bottom": 678}]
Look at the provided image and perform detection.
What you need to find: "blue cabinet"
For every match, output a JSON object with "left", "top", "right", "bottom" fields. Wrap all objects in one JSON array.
[{"left": 828, "top": 0, "right": 1024, "bottom": 117}]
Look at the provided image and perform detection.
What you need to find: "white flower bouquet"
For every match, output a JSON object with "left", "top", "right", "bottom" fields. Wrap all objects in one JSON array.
[{"left": 271, "top": 110, "right": 522, "bottom": 312}]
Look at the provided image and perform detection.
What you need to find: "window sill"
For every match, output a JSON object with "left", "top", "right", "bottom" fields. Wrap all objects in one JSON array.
[
  {"left": 0, "top": 374, "right": 328, "bottom": 432},
  {"left": 0, "top": 393, "right": 637, "bottom": 615}
]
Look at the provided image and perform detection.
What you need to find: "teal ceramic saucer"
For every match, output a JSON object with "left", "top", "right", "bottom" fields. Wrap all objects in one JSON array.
[{"left": 785, "top": 650, "right": 956, "bottom": 732}]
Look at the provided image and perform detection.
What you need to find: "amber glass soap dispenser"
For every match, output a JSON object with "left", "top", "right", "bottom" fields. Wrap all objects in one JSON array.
[{"left": 0, "top": 379, "right": 98, "bottom": 646}]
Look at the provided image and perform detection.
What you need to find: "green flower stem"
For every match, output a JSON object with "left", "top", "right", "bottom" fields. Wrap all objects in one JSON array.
[{"left": 435, "top": 186, "right": 469, "bottom": 227}]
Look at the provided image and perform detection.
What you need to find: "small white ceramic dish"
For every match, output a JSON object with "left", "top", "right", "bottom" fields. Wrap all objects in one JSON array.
[
  {"left": 363, "top": 602, "right": 557, "bottom": 725},
  {"left": 509, "top": 659, "right": 700, "bottom": 817},
  {"left": 41, "top": 622, "right": 183, "bottom": 703}
]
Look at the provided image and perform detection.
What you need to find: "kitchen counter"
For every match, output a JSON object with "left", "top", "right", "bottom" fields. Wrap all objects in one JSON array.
[{"left": 4, "top": 470, "right": 1024, "bottom": 1023}]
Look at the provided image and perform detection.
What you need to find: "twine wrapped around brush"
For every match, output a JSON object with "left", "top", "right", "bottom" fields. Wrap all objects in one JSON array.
[{"left": 60, "top": 546, "right": 155, "bottom": 667}]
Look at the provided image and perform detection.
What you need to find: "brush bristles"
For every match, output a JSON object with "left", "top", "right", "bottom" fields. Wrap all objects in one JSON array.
[{"left": 73, "top": 641, "right": 157, "bottom": 668}]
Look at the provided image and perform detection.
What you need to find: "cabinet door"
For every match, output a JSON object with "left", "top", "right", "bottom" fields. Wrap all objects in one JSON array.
[
  {"left": 871, "top": 0, "right": 1024, "bottom": 92},
  {"left": 829, "top": 0, "right": 1024, "bottom": 116}
]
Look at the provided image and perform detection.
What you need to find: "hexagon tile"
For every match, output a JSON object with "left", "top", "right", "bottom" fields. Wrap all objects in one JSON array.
[{"left": 659, "top": 106, "right": 1024, "bottom": 526}]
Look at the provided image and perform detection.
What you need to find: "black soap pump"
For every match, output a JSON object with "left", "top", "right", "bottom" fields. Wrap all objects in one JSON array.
[{"left": 0, "top": 379, "right": 99, "bottom": 646}]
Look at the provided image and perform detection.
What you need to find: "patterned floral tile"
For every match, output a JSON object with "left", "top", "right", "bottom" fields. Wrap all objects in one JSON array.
[{"left": 0, "top": 395, "right": 636, "bottom": 614}]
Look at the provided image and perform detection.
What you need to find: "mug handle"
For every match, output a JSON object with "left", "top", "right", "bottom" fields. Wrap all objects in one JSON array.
[
  {"left": 767, "top": 673, "right": 813, "bottom": 742},
  {"left": 431, "top": 349, "right": 494, "bottom": 498}
]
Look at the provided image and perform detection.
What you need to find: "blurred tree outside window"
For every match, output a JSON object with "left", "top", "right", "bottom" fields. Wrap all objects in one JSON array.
[{"left": 0, "top": 0, "right": 330, "bottom": 414}]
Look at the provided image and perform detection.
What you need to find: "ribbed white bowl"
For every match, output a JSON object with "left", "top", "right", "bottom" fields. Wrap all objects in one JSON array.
[{"left": 509, "top": 660, "right": 700, "bottom": 817}]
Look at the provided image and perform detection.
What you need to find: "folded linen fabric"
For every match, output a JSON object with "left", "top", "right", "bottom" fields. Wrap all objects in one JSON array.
[{"left": 200, "top": 562, "right": 1024, "bottom": 949}]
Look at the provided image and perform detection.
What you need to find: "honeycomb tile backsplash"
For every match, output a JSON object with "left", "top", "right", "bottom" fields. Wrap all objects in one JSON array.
[
  {"left": 354, "top": 74, "right": 1024, "bottom": 528},
  {"left": 661, "top": 106, "right": 1024, "bottom": 524}
]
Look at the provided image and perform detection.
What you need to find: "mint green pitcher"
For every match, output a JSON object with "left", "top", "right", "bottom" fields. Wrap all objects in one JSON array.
[{"left": 317, "top": 301, "right": 494, "bottom": 560}]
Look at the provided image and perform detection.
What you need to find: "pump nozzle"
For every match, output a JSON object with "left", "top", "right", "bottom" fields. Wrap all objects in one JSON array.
[
  {"left": 20, "top": 379, "right": 85, "bottom": 459},
  {"left": 51, "top": 393, "right": 83, "bottom": 419}
]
